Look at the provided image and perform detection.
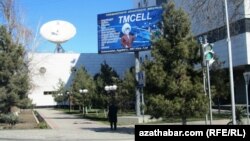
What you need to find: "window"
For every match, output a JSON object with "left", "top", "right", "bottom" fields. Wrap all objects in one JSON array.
[
  {"left": 144, "top": 0, "right": 148, "bottom": 7},
  {"left": 139, "top": 57, "right": 143, "bottom": 63},
  {"left": 197, "top": 18, "right": 248, "bottom": 43},
  {"left": 156, "top": 0, "right": 167, "bottom": 6},
  {"left": 44, "top": 91, "right": 56, "bottom": 95},
  {"left": 39, "top": 67, "right": 46, "bottom": 74}
]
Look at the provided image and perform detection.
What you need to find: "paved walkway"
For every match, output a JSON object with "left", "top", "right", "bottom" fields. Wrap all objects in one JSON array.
[
  {"left": 0, "top": 108, "right": 134, "bottom": 141},
  {"left": 0, "top": 108, "right": 247, "bottom": 141}
]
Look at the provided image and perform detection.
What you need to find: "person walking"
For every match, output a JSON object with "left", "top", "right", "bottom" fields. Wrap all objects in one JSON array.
[{"left": 108, "top": 103, "right": 118, "bottom": 130}]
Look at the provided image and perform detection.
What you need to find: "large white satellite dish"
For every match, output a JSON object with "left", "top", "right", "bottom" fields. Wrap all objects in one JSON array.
[{"left": 40, "top": 20, "right": 76, "bottom": 53}]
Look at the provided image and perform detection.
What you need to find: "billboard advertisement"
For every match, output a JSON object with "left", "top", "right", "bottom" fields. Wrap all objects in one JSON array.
[{"left": 98, "top": 6, "right": 163, "bottom": 54}]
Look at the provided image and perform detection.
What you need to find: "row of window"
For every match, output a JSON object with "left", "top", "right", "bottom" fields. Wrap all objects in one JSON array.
[
  {"left": 197, "top": 18, "right": 248, "bottom": 43},
  {"left": 156, "top": 0, "right": 167, "bottom": 6},
  {"left": 137, "top": 0, "right": 168, "bottom": 8},
  {"left": 44, "top": 91, "right": 56, "bottom": 95}
]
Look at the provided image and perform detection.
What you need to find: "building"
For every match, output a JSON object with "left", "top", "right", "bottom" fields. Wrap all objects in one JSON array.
[
  {"left": 28, "top": 53, "right": 134, "bottom": 106},
  {"left": 29, "top": 0, "right": 250, "bottom": 106},
  {"left": 134, "top": 0, "right": 250, "bottom": 104}
]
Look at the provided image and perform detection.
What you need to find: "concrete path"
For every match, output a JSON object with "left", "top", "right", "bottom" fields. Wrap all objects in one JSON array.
[
  {"left": 0, "top": 108, "right": 246, "bottom": 141},
  {"left": 0, "top": 108, "right": 134, "bottom": 141}
]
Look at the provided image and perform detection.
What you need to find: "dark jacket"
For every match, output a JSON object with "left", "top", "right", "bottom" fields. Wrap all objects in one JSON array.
[{"left": 108, "top": 104, "right": 118, "bottom": 122}]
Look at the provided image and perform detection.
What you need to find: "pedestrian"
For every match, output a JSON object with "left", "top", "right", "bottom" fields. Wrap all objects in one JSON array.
[{"left": 108, "top": 103, "right": 118, "bottom": 130}]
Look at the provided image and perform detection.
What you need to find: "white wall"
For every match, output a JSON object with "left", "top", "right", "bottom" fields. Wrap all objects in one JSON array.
[
  {"left": 244, "top": 0, "right": 250, "bottom": 18},
  {"left": 28, "top": 53, "right": 79, "bottom": 106},
  {"left": 246, "top": 33, "right": 250, "bottom": 64}
]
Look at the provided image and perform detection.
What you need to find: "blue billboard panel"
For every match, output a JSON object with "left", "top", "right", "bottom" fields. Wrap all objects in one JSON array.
[{"left": 98, "top": 6, "right": 163, "bottom": 54}]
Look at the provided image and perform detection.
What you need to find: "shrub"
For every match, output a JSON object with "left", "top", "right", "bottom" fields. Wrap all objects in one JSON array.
[
  {"left": 0, "top": 113, "right": 19, "bottom": 126},
  {"left": 38, "top": 122, "right": 48, "bottom": 129}
]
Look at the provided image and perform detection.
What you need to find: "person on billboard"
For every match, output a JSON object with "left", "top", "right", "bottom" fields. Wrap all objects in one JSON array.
[{"left": 121, "top": 23, "right": 136, "bottom": 48}]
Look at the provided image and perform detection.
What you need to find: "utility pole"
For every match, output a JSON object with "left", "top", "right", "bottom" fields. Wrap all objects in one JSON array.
[
  {"left": 135, "top": 51, "right": 141, "bottom": 116},
  {"left": 224, "top": 0, "right": 236, "bottom": 125}
]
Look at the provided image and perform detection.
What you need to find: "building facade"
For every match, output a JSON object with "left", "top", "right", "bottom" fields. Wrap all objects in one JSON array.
[
  {"left": 28, "top": 53, "right": 134, "bottom": 106},
  {"left": 134, "top": 0, "right": 250, "bottom": 103},
  {"left": 29, "top": 0, "right": 250, "bottom": 106}
]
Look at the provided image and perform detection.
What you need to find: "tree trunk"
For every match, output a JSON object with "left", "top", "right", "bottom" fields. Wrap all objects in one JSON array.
[
  {"left": 217, "top": 97, "right": 221, "bottom": 114},
  {"left": 82, "top": 105, "right": 85, "bottom": 116},
  {"left": 182, "top": 117, "right": 187, "bottom": 125},
  {"left": 85, "top": 106, "right": 88, "bottom": 114}
]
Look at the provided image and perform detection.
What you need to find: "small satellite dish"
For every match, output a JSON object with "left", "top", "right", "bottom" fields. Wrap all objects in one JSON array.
[{"left": 40, "top": 20, "right": 76, "bottom": 53}]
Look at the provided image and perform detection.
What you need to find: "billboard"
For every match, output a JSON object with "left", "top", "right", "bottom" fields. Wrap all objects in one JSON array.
[{"left": 98, "top": 6, "right": 163, "bottom": 54}]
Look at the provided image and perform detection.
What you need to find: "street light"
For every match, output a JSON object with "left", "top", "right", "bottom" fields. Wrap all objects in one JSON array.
[
  {"left": 79, "top": 89, "right": 88, "bottom": 115},
  {"left": 105, "top": 85, "right": 117, "bottom": 92},
  {"left": 66, "top": 91, "right": 72, "bottom": 112},
  {"left": 79, "top": 89, "right": 88, "bottom": 94},
  {"left": 105, "top": 85, "right": 117, "bottom": 102},
  {"left": 105, "top": 85, "right": 117, "bottom": 119},
  {"left": 243, "top": 72, "right": 250, "bottom": 124},
  {"left": 57, "top": 93, "right": 63, "bottom": 108}
]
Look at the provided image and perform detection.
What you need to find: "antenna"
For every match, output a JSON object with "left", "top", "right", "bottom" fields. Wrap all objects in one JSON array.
[{"left": 40, "top": 20, "right": 76, "bottom": 53}]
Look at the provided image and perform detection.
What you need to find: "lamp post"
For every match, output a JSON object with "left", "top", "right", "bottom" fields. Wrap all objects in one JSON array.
[
  {"left": 79, "top": 89, "right": 88, "bottom": 116},
  {"left": 105, "top": 85, "right": 117, "bottom": 103},
  {"left": 243, "top": 72, "right": 250, "bottom": 124},
  {"left": 58, "top": 93, "right": 63, "bottom": 108},
  {"left": 66, "top": 91, "right": 72, "bottom": 112},
  {"left": 105, "top": 85, "right": 117, "bottom": 118}
]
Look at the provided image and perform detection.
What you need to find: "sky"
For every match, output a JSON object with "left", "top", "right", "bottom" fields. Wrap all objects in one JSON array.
[{"left": 16, "top": 0, "right": 134, "bottom": 53}]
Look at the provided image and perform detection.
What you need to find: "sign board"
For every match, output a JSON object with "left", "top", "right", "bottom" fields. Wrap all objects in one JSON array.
[
  {"left": 98, "top": 6, "right": 163, "bottom": 54},
  {"left": 137, "top": 71, "right": 145, "bottom": 87}
]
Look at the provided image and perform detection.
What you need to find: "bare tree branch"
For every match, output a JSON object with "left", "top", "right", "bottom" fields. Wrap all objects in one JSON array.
[
  {"left": 0, "top": 0, "right": 32, "bottom": 47},
  {"left": 183, "top": 0, "right": 244, "bottom": 34}
]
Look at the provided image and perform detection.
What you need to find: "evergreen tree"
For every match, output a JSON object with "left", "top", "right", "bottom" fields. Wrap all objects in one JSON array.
[
  {"left": 210, "top": 56, "right": 230, "bottom": 114},
  {"left": 53, "top": 79, "right": 67, "bottom": 105},
  {"left": 117, "top": 67, "right": 135, "bottom": 112},
  {"left": 0, "top": 26, "right": 30, "bottom": 113},
  {"left": 144, "top": 2, "right": 208, "bottom": 125},
  {"left": 94, "top": 61, "right": 119, "bottom": 108},
  {"left": 71, "top": 66, "right": 95, "bottom": 115}
]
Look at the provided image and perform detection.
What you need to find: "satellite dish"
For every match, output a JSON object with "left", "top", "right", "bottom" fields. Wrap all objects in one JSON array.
[{"left": 40, "top": 20, "right": 76, "bottom": 53}]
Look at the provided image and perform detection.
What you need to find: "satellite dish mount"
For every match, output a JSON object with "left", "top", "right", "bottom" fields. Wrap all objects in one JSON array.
[{"left": 56, "top": 43, "right": 64, "bottom": 53}]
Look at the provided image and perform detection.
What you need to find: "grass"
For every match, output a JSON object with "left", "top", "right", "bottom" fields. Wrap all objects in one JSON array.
[
  {"left": 57, "top": 108, "right": 109, "bottom": 124},
  {"left": 33, "top": 110, "right": 50, "bottom": 129},
  {"left": 147, "top": 112, "right": 232, "bottom": 124},
  {"left": 56, "top": 108, "right": 137, "bottom": 124}
]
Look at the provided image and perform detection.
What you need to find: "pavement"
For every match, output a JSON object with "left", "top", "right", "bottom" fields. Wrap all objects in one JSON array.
[
  {"left": 0, "top": 108, "right": 134, "bottom": 141},
  {"left": 0, "top": 108, "right": 247, "bottom": 141}
]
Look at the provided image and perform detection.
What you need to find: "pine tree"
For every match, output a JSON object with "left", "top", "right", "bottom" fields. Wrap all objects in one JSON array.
[
  {"left": 117, "top": 67, "right": 135, "bottom": 112},
  {"left": 53, "top": 79, "right": 67, "bottom": 105},
  {"left": 71, "top": 66, "right": 95, "bottom": 115},
  {"left": 0, "top": 26, "right": 31, "bottom": 113},
  {"left": 210, "top": 56, "right": 230, "bottom": 114},
  {"left": 144, "top": 2, "right": 208, "bottom": 125},
  {"left": 93, "top": 61, "right": 119, "bottom": 108}
]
